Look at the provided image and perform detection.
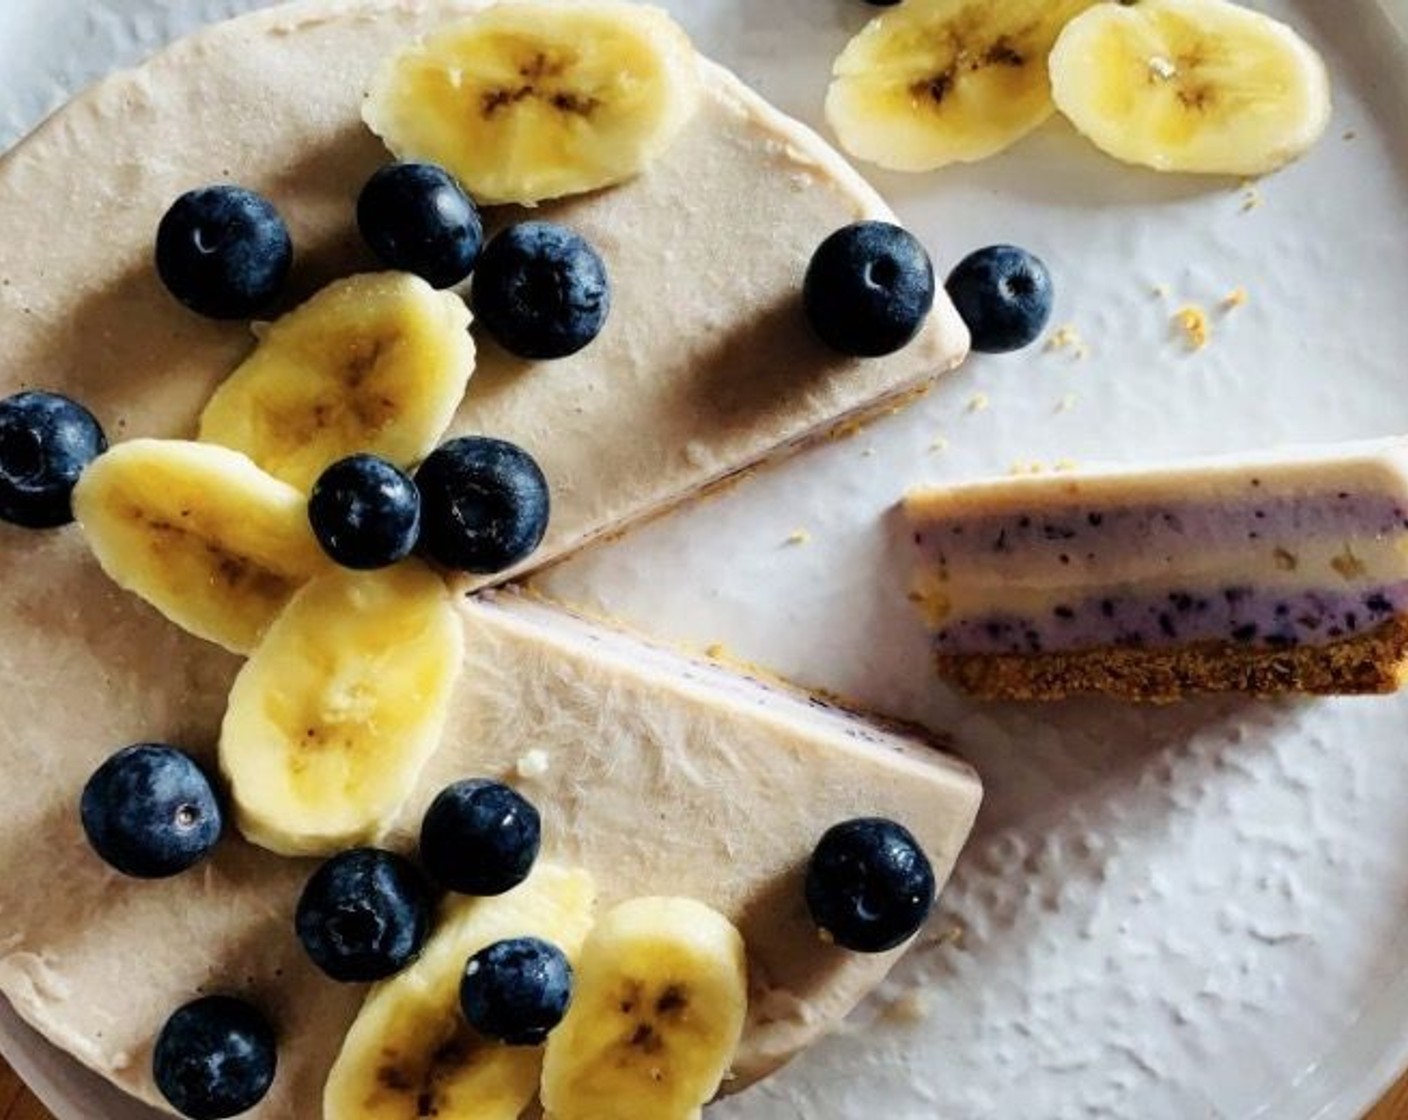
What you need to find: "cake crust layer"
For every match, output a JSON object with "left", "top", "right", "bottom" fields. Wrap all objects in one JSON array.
[{"left": 936, "top": 616, "right": 1408, "bottom": 703}]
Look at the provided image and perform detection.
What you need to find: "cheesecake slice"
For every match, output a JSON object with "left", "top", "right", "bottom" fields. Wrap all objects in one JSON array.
[
  {"left": 0, "top": 0, "right": 969, "bottom": 592},
  {"left": 0, "top": 589, "right": 980, "bottom": 1116},
  {"left": 904, "top": 440, "right": 1408, "bottom": 702}
]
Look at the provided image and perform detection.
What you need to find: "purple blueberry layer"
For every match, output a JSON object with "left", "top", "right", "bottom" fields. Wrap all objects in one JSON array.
[
  {"left": 931, "top": 581, "right": 1408, "bottom": 656},
  {"left": 913, "top": 493, "right": 1408, "bottom": 577}
]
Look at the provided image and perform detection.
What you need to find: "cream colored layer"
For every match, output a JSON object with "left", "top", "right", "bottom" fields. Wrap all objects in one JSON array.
[
  {"left": 917, "top": 538, "right": 1408, "bottom": 623},
  {"left": 904, "top": 437, "right": 1408, "bottom": 522}
]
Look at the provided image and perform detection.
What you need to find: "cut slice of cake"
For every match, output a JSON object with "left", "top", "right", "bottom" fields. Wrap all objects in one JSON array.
[
  {"left": 0, "top": 588, "right": 980, "bottom": 1116},
  {"left": 0, "top": 0, "right": 969, "bottom": 593},
  {"left": 904, "top": 440, "right": 1408, "bottom": 702}
]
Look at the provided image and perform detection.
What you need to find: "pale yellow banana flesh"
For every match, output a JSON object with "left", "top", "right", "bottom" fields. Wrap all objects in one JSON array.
[
  {"left": 70, "top": 439, "right": 327, "bottom": 655},
  {"left": 540, "top": 897, "right": 747, "bottom": 1120},
  {"left": 325, "top": 864, "right": 597, "bottom": 1120},
  {"left": 219, "top": 562, "right": 463, "bottom": 857},
  {"left": 1049, "top": 0, "right": 1331, "bottom": 175},
  {"left": 825, "top": 0, "right": 1099, "bottom": 171},
  {"left": 363, "top": 1, "right": 701, "bottom": 206},
  {"left": 198, "top": 272, "right": 474, "bottom": 492}
]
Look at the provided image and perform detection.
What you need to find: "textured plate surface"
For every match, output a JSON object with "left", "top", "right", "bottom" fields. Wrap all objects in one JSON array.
[{"left": 4, "top": 0, "right": 1408, "bottom": 1118}]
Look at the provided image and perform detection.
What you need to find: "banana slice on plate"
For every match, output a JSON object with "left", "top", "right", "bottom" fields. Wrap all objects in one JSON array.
[
  {"left": 825, "top": 0, "right": 1099, "bottom": 171},
  {"left": 1049, "top": 0, "right": 1331, "bottom": 175},
  {"left": 71, "top": 439, "right": 327, "bottom": 655},
  {"left": 540, "top": 897, "right": 747, "bottom": 1120},
  {"left": 220, "top": 562, "right": 463, "bottom": 857},
  {"left": 363, "top": 0, "right": 701, "bottom": 206},
  {"left": 325, "top": 864, "right": 597, "bottom": 1120},
  {"left": 199, "top": 272, "right": 474, "bottom": 493}
]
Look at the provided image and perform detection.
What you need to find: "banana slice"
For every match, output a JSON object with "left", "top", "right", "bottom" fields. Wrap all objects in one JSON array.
[
  {"left": 325, "top": 864, "right": 597, "bottom": 1120},
  {"left": 825, "top": 0, "right": 1099, "bottom": 171},
  {"left": 199, "top": 272, "right": 474, "bottom": 492},
  {"left": 1049, "top": 0, "right": 1331, "bottom": 175},
  {"left": 540, "top": 897, "right": 747, "bottom": 1120},
  {"left": 220, "top": 562, "right": 463, "bottom": 857},
  {"left": 363, "top": 1, "right": 701, "bottom": 206},
  {"left": 71, "top": 439, "right": 326, "bottom": 655}
]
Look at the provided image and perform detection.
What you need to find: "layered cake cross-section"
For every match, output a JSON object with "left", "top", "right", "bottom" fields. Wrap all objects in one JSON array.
[{"left": 905, "top": 440, "right": 1408, "bottom": 701}]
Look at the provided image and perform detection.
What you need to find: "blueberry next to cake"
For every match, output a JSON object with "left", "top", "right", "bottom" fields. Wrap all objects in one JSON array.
[{"left": 905, "top": 440, "right": 1408, "bottom": 701}]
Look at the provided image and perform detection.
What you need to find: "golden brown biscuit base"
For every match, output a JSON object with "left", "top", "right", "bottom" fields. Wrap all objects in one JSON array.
[{"left": 935, "top": 616, "right": 1408, "bottom": 703}]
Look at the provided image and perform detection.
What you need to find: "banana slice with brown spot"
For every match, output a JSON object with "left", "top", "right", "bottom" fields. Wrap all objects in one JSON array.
[
  {"left": 71, "top": 439, "right": 327, "bottom": 655},
  {"left": 363, "top": 1, "right": 701, "bottom": 206},
  {"left": 825, "top": 0, "right": 1100, "bottom": 171},
  {"left": 198, "top": 272, "right": 474, "bottom": 492},
  {"left": 540, "top": 897, "right": 747, "bottom": 1120}
]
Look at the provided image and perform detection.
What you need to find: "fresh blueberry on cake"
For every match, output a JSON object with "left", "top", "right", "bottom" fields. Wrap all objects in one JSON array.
[
  {"left": 295, "top": 848, "right": 434, "bottom": 983},
  {"left": 471, "top": 221, "right": 612, "bottom": 360},
  {"left": 461, "top": 936, "right": 575, "bottom": 1046},
  {"left": 803, "top": 221, "right": 936, "bottom": 357},
  {"left": 420, "top": 779, "right": 543, "bottom": 896},
  {"left": 307, "top": 453, "right": 422, "bottom": 570},
  {"left": 0, "top": 390, "right": 106, "bottom": 529},
  {"left": 154, "top": 186, "right": 293, "bottom": 320},
  {"left": 945, "top": 243, "right": 1054, "bottom": 354},
  {"left": 79, "top": 745, "right": 223, "bottom": 880},
  {"left": 415, "top": 436, "right": 551, "bottom": 573},
  {"left": 805, "top": 816, "right": 937, "bottom": 952},
  {"left": 357, "top": 162, "right": 484, "bottom": 289},
  {"left": 152, "top": 995, "right": 277, "bottom": 1120}
]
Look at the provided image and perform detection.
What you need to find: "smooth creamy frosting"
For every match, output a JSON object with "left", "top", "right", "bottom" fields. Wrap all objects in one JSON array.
[{"left": 0, "top": 0, "right": 975, "bottom": 1114}]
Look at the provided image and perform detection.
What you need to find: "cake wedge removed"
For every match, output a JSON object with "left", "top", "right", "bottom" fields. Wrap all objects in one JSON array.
[{"left": 905, "top": 440, "right": 1408, "bottom": 702}]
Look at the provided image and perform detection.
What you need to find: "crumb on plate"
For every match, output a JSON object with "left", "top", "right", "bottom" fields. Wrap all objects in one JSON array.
[{"left": 1173, "top": 305, "right": 1210, "bottom": 350}]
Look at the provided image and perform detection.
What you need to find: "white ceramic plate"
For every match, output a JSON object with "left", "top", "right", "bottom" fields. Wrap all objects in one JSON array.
[{"left": 5, "top": 0, "right": 1408, "bottom": 1117}]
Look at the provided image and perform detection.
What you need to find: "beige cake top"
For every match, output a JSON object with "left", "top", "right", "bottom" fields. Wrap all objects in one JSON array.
[{"left": 0, "top": 0, "right": 976, "bottom": 1116}]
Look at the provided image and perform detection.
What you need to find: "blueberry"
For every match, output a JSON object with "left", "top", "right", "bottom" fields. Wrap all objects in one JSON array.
[
  {"left": 155, "top": 186, "right": 292, "bottom": 320},
  {"left": 414, "top": 437, "right": 550, "bottom": 574},
  {"left": 420, "top": 779, "right": 541, "bottom": 896},
  {"left": 80, "top": 745, "right": 223, "bottom": 879},
  {"left": 307, "top": 454, "right": 421, "bottom": 570},
  {"left": 945, "top": 244, "right": 1054, "bottom": 354},
  {"left": 0, "top": 391, "right": 106, "bottom": 528},
  {"left": 471, "top": 222, "right": 610, "bottom": 359},
  {"left": 153, "top": 996, "right": 276, "bottom": 1120},
  {"left": 803, "top": 221, "right": 935, "bottom": 357},
  {"left": 804, "top": 817, "right": 935, "bottom": 953},
  {"left": 357, "top": 163, "right": 483, "bottom": 290},
  {"left": 460, "top": 937, "right": 573, "bottom": 1046},
  {"left": 295, "top": 848, "right": 433, "bottom": 983}
]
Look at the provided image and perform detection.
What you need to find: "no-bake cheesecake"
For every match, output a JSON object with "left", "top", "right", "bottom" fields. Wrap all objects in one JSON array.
[{"left": 905, "top": 440, "right": 1408, "bottom": 701}]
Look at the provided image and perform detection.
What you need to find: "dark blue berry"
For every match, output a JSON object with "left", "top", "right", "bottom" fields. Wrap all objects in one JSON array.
[
  {"left": 295, "top": 848, "right": 433, "bottom": 983},
  {"left": 803, "top": 221, "right": 935, "bottom": 357},
  {"left": 155, "top": 186, "right": 292, "bottom": 320},
  {"left": 460, "top": 937, "right": 573, "bottom": 1046},
  {"left": 0, "top": 391, "right": 106, "bottom": 528},
  {"left": 945, "top": 244, "right": 1054, "bottom": 354},
  {"left": 471, "top": 222, "right": 610, "bottom": 359},
  {"left": 420, "top": 779, "right": 541, "bottom": 896},
  {"left": 804, "top": 817, "right": 935, "bottom": 953},
  {"left": 357, "top": 163, "right": 483, "bottom": 289},
  {"left": 307, "top": 454, "right": 421, "bottom": 570},
  {"left": 153, "top": 996, "right": 276, "bottom": 1120},
  {"left": 80, "top": 745, "right": 223, "bottom": 879},
  {"left": 414, "top": 437, "right": 549, "bottom": 574}
]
